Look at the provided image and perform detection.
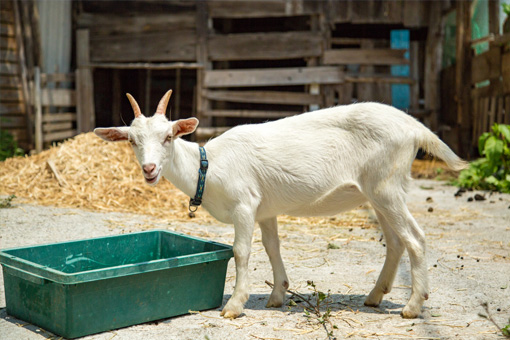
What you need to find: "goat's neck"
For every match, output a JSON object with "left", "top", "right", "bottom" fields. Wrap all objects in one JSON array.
[{"left": 164, "top": 138, "right": 201, "bottom": 198}]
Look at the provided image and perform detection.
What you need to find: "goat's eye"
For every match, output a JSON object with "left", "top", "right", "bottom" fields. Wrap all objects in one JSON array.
[
  {"left": 128, "top": 139, "right": 136, "bottom": 146},
  {"left": 165, "top": 135, "right": 172, "bottom": 143}
]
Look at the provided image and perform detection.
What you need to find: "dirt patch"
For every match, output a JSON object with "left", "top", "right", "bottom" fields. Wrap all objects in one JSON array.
[{"left": 1, "top": 179, "right": 509, "bottom": 340}]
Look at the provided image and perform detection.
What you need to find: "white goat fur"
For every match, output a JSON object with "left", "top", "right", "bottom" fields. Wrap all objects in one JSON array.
[{"left": 95, "top": 91, "right": 467, "bottom": 319}]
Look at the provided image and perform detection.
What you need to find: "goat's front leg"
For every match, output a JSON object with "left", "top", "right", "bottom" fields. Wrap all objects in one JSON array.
[
  {"left": 259, "top": 217, "right": 289, "bottom": 308},
  {"left": 221, "top": 206, "right": 255, "bottom": 319}
]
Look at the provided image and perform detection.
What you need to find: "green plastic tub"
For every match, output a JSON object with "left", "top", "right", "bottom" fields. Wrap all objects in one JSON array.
[{"left": 0, "top": 230, "right": 233, "bottom": 338}]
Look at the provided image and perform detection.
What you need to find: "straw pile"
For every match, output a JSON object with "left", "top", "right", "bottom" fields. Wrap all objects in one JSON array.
[
  {"left": 0, "top": 132, "right": 454, "bottom": 226},
  {"left": 0, "top": 132, "right": 212, "bottom": 222}
]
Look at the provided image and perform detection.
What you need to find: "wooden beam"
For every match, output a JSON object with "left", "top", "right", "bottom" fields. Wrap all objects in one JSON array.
[
  {"left": 204, "top": 67, "right": 344, "bottom": 88},
  {"left": 13, "top": 0, "right": 32, "bottom": 148},
  {"left": 40, "top": 88, "right": 76, "bottom": 107},
  {"left": 455, "top": 0, "right": 472, "bottom": 156},
  {"left": 344, "top": 73, "right": 414, "bottom": 84},
  {"left": 42, "top": 113, "right": 77, "bottom": 123},
  {"left": 324, "top": 49, "right": 409, "bottom": 65},
  {"left": 43, "top": 130, "right": 77, "bottom": 143},
  {"left": 77, "top": 12, "right": 196, "bottom": 34},
  {"left": 43, "top": 122, "right": 73, "bottom": 133},
  {"left": 424, "top": 1, "right": 445, "bottom": 130},
  {"left": 471, "top": 47, "right": 501, "bottom": 84},
  {"left": 89, "top": 62, "right": 202, "bottom": 70},
  {"left": 90, "top": 30, "right": 196, "bottom": 63},
  {"left": 196, "top": 1, "right": 211, "bottom": 128},
  {"left": 76, "top": 29, "right": 95, "bottom": 133},
  {"left": 208, "top": 32, "right": 322, "bottom": 61},
  {"left": 207, "top": 1, "right": 318, "bottom": 18},
  {"left": 203, "top": 90, "right": 323, "bottom": 105},
  {"left": 502, "top": 53, "right": 510, "bottom": 94}
]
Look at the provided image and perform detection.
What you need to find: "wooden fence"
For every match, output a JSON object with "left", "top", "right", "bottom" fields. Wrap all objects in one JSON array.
[{"left": 471, "top": 35, "right": 510, "bottom": 145}]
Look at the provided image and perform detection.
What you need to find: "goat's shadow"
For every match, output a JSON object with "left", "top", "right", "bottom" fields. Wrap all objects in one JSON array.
[{"left": 221, "top": 292, "right": 406, "bottom": 317}]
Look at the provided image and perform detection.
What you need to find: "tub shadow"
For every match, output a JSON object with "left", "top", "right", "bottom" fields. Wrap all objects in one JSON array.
[{"left": 0, "top": 307, "right": 57, "bottom": 339}]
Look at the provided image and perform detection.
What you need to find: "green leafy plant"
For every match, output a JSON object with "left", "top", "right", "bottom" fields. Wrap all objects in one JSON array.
[
  {"left": 0, "top": 129, "right": 24, "bottom": 161},
  {"left": 503, "top": 3, "right": 510, "bottom": 16},
  {"left": 455, "top": 124, "right": 510, "bottom": 193},
  {"left": 266, "top": 280, "right": 337, "bottom": 340}
]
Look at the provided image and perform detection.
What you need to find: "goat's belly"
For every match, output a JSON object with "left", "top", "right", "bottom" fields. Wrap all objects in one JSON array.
[{"left": 282, "top": 183, "right": 367, "bottom": 217}]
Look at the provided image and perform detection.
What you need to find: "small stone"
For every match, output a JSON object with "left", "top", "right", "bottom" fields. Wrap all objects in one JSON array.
[
  {"left": 428, "top": 207, "right": 434, "bottom": 212},
  {"left": 467, "top": 197, "right": 474, "bottom": 202},
  {"left": 426, "top": 197, "right": 433, "bottom": 202}
]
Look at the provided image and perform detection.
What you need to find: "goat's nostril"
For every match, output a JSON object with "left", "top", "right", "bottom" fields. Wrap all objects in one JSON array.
[{"left": 143, "top": 163, "right": 156, "bottom": 174}]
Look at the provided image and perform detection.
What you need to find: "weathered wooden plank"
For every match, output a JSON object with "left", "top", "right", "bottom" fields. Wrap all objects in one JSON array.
[
  {"left": 0, "top": 22, "right": 15, "bottom": 36},
  {"left": 0, "top": 115, "right": 25, "bottom": 128},
  {"left": 471, "top": 47, "right": 501, "bottom": 84},
  {"left": 0, "top": 9, "right": 15, "bottom": 24},
  {"left": 0, "top": 89, "right": 23, "bottom": 101},
  {"left": 0, "top": 49, "right": 17, "bottom": 63},
  {"left": 76, "top": 30, "right": 95, "bottom": 133},
  {"left": 329, "top": 0, "right": 353, "bottom": 23},
  {"left": 203, "top": 90, "right": 323, "bottom": 105},
  {"left": 43, "top": 130, "right": 77, "bottom": 143},
  {"left": 204, "top": 67, "right": 344, "bottom": 88},
  {"left": 471, "top": 82, "right": 503, "bottom": 98},
  {"left": 43, "top": 122, "right": 73, "bottom": 133},
  {"left": 0, "top": 62, "right": 19, "bottom": 75},
  {"left": 42, "top": 113, "right": 77, "bottom": 123},
  {"left": 204, "top": 109, "right": 300, "bottom": 119},
  {"left": 207, "top": 0, "right": 317, "bottom": 18},
  {"left": 41, "top": 88, "right": 76, "bottom": 107},
  {"left": 345, "top": 73, "right": 413, "bottom": 84},
  {"left": 0, "top": 75, "right": 21, "bottom": 88},
  {"left": 505, "top": 96, "right": 510, "bottom": 124},
  {"left": 0, "top": 102, "right": 25, "bottom": 115},
  {"left": 323, "top": 49, "right": 409, "bottom": 65},
  {"left": 76, "top": 68, "right": 94, "bottom": 132},
  {"left": 0, "top": 36, "right": 16, "bottom": 50},
  {"left": 502, "top": 53, "right": 510, "bottom": 94},
  {"left": 90, "top": 29, "right": 196, "bottom": 62},
  {"left": 41, "top": 73, "right": 75, "bottom": 83},
  {"left": 403, "top": 1, "right": 427, "bottom": 28},
  {"left": 77, "top": 13, "right": 196, "bottom": 34},
  {"left": 208, "top": 32, "right": 322, "bottom": 61}
]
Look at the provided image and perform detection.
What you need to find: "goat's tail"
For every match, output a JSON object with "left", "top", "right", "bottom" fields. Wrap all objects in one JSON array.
[{"left": 417, "top": 127, "right": 469, "bottom": 172}]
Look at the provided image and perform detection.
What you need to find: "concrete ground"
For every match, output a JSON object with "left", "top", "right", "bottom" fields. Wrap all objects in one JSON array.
[{"left": 1, "top": 179, "right": 509, "bottom": 340}]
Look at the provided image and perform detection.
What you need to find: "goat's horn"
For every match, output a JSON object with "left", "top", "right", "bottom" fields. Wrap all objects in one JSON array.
[
  {"left": 126, "top": 93, "right": 142, "bottom": 118},
  {"left": 155, "top": 89, "right": 173, "bottom": 116}
]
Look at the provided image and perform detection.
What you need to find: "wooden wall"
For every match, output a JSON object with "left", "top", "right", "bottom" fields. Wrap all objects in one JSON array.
[
  {"left": 471, "top": 36, "right": 510, "bottom": 145},
  {"left": 71, "top": 0, "right": 443, "bottom": 142},
  {"left": 0, "top": 0, "right": 29, "bottom": 149}
]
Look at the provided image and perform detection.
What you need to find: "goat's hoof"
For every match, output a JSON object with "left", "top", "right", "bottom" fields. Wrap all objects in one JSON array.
[
  {"left": 400, "top": 306, "right": 420, "bottom": 319},
  {"left": 221, "top": 309, "right": 240, "bottom": 319},
  {"left": 364, "top": 292, "right": 383, "bottom": 307},
  {"left": 266, "top": 297, "right": 284, "bottom": 308}
]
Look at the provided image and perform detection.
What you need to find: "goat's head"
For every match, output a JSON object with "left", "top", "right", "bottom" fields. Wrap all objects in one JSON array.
[{"left": 94, "top": 90, "right": 199, "bottom": 185}]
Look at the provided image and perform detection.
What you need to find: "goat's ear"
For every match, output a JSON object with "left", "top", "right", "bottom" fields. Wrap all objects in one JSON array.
[
  {"left": 172, "top": 118, "right": 199, "bottom": 138},
  {"left": 94, "top": 127, "right": 130, "bottom": 142}
]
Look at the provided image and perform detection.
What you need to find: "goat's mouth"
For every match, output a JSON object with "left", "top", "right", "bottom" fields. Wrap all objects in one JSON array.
[{"left": 144, "top": 169, "right": 161, "bottom": 185}]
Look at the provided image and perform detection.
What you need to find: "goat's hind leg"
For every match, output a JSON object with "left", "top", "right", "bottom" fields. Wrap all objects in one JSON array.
[
  {"left": 259, "top": 217, "right": 289, "bottom": 308},
  {"left": 369, "top": 195, "right": 429, "bottom": 318},
  {"left": 364, "top": 210, "right": 405, "bottom": 307}
]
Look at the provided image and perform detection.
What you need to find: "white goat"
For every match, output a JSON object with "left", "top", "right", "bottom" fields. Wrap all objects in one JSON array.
[{"left": 95, "top": 90, "right": 467, "bottom": 319}]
